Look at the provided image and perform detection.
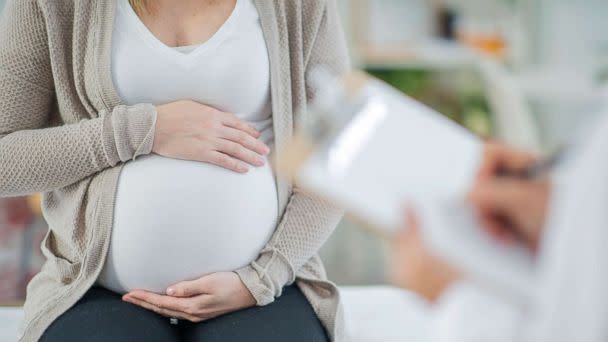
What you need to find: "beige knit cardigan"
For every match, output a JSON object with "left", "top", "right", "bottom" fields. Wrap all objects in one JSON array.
[{"left": 0, "top": 0, "right": 350, "bottom": 340}]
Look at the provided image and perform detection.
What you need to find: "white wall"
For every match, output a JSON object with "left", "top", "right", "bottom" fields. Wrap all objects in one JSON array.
[{"left": 366, "top": 0, "right": 432, "bottom": 44}]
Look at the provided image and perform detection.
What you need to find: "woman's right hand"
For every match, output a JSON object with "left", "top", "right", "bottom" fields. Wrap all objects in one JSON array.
[{"left": 152, "top": 100, "right": 270, "bottom": 173}]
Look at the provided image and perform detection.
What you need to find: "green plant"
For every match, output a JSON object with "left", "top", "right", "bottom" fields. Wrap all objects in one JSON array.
[{"left": 366, "top": 67, "right": 493, "bottom": 137}]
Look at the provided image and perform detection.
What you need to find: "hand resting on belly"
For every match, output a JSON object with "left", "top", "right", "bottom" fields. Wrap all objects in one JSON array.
[{"left": 153, "top": 100, "right": 271, "bottom": 172}]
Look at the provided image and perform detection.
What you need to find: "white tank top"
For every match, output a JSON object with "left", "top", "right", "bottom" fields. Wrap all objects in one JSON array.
[{"left": 97, "top": 0, "right": 278, "bottom": 294}]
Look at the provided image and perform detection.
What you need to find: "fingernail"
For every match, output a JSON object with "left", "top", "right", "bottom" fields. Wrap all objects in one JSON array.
[
  {"left": 263, "top": 146, "right": 270, "bottom": 155},
  {"left": 239, "top": 164, "right": 249, "bottom": 173},
  {"left": 256, "top": 157, "right": 265, "bottom": 166},
  {"left": 166, "top": 287, "right": 175, "bottom": 296}
]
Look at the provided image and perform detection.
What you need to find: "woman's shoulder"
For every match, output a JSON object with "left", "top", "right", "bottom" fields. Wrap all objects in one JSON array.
[
  {"left": 279, "top": 0, "right": 331, "bottom": 20},
  {"left": 0, "top": 0, "right": 75, "bottom": 48},
  {"left": 272, "top": 0, "right": 335, "bottom": 39},
  {"left": 14, "top": 0, "right": 77, "bottom": 16},
  {"left": 25, "top": 0, "right": 99, "bottom": 26},
  {"left": 6, "top": 0, "right": 104, "bottom": 43}
]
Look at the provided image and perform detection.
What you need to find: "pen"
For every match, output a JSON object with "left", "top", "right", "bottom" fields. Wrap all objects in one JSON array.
[{"left": 499, "top": 148, "right": 565, "bottom": 180}]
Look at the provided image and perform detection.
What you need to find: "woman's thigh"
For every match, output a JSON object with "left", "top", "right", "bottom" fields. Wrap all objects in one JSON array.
[
  {"left": 181, "top": 285, "right": 328, "bottom": 342},
  {"left": 40, "top": 286, "right": 179, "bottom": 342}
]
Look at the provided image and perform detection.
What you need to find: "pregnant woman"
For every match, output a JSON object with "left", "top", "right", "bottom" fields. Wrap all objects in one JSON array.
[{"left": 0, "top": 0, "right": 348, "bottom": 341}]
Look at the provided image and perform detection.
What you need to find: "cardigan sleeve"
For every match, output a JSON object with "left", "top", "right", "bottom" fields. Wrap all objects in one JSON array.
[
  {"left": 0, "top": 0, "right": 157, "bottom": 197},
  {"left": 235, "top": 0, "right": 350, "bottom": 305}
]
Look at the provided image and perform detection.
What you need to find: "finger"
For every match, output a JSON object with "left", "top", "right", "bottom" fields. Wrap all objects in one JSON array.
[
  {"left": 221, "top": 114, "right": 260, "bottom": 138},
  {"left": 470, "top": 180, "right": 536, "bottom": 243},
  {"left": 478, "top": 143, "right": 537, "bottom": 180},
  {"left": 477, "top": 211, "right": 516, "bottom": 245},
  {"left": 124, "top": 296, "right": 193, "bottom": 320},
  {"left": 499, "top": 145, "right": 536, "bottom": 171},
  {"left": 125, "top": 290, "right": 192, "bottom": 314},
  {"left": 397, "top": 206, "right": 424, "bottom": 250},
  {"left": 123, "top": 296, "right": 201, "bottom": 322},
  {"left": 204, "top": 151, "right": 249, "bottom": 173},
  {"left": 469, "top": 179, "right": 531, "bottom": 215},
  {"left": 215, "top": 139, "right": 265, "bottom": 167},
  {"left": 126, "top": 291, "right": 217, "bottom": 318},
  {"left": 404, "top": 207, "right": 420, "bottom": 235},
  {"left": 220, "top": 127, "right": 270, "bottom": 155},
  {"left": 167, "top": 278, "right": 213, "bottom": 298}
]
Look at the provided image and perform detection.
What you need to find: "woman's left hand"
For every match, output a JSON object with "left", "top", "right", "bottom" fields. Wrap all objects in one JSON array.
[{"left": 122, "top": 272, "right": 256, "bottom": 322}]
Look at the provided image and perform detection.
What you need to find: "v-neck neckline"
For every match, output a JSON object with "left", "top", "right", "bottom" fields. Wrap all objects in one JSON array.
[
  {"left": 119, "top": 0, "right": 242, "bottom": 61},
  {"left": 96, "top": 0, "right": 274, "bottom": 111}
]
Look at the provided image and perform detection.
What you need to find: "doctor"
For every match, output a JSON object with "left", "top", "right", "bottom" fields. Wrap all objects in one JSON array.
[{"left": 391, "top": 113, "right": 608, "bottom": 342}]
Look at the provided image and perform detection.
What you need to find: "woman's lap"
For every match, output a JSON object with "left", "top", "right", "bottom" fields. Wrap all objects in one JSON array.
[
  {"left": 180, "top": 285, "right": 328, "bottom": 342},
  {"left": 41, "top": 285, "right": 328, "bottom": 342},
  {"left": 40, "top": 286, "right": 179, "bottom": 342}
]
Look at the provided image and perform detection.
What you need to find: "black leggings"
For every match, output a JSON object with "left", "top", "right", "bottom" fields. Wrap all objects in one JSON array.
[{"left": 41, "top": 285, "right": 328, "bottom": 342}]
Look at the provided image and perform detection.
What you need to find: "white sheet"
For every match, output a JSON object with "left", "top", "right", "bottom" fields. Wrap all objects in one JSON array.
[
  {"left": 341, "top": 286, "right": 431, "bottom": 342},
  {"left": 0, "top": 307, "right": 23, "bottom": 341}
]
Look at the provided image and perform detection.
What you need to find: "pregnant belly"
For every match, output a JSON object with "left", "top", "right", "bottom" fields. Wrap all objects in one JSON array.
[{"left": 97, "top": 154, "right": 279, "bottom": 294}]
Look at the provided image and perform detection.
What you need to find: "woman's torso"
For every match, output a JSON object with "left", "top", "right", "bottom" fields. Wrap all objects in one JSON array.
[{"left": 97, "top": 0, "right": 278, "bottom": 294}]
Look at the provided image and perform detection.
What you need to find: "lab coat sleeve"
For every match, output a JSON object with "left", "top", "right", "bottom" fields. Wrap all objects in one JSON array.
[
  {"left": 428, "top": 281, "right": 523, "bottom": 342},
  {"left": 524, "top": 112, "right": 608, "bottom": 342}
]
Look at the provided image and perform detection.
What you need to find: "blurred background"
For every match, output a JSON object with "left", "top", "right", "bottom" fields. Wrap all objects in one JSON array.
[{"left": 0, "top": 0, "right": 607, "bottom": 303}]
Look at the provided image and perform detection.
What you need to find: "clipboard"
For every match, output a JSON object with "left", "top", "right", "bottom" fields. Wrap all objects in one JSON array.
[
  {"left": 277, "top": 70, "right": 536, "bottom": 301},
  {"left": 278, "top": 70, "right": 483, "bottom": 230}
]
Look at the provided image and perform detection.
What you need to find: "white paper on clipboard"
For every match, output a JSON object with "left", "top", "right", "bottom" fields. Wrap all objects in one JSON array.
[
  {"left": 295, "top": 78, "right": 535, "bottom": 299},
  {"left": 298, "top": 80, "right": 483, "bottom": 230}
]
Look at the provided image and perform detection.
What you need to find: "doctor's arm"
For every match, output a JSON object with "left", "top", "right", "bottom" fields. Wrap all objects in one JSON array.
[
  {"left": 391, "top": 142, "right": 549, "bottom": 341},
  {"left": 391, "top": 210, "right": 523, "bottom": 342}
]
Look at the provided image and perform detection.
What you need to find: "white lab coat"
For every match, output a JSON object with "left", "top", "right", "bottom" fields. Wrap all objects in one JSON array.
[{"left": 426, "top": 112, "right": 608, "bottom": 342}]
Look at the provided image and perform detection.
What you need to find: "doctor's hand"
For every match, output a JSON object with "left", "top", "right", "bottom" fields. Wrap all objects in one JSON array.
[
  {"left": 469, "top": 177, "right": 550, "bottom": 251},
  {"left": 122, "top": 272, "right": 256, "bottom": 322},
  {"left": 153, "top": 100, "right": 271, "bottom": 173},
  {"left": 390, "top": 208, "right": 461, "bottom": 302},
  {"left": 470, "top": 142, "right": 550, "bottom": 251},
  {"left": 476, "top": 142, "right": 537, "bottom": 181}
]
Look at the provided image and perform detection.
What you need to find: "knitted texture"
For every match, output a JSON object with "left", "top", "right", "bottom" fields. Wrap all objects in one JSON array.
[
  {"left": 0, "top": 1, "right": 157, "bottom": 198},
  {"left": 0, "top": 0, "right": 349, "bottom": 341},
  {"left": 235, "top": 1, "right": 349, "bottom": 340}
]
